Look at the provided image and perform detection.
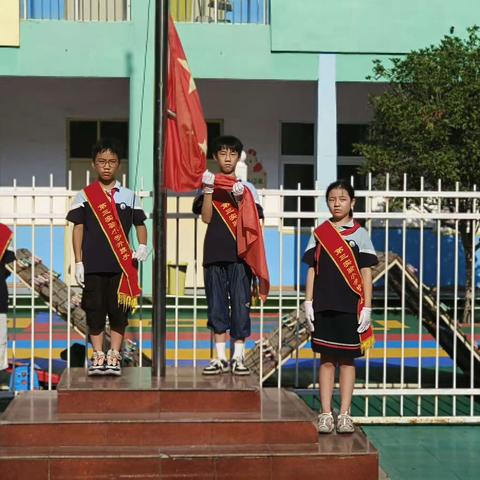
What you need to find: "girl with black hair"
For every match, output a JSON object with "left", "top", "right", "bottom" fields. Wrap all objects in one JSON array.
[{"left": 302, "top": 180, "right": 378, "bottom": 433}]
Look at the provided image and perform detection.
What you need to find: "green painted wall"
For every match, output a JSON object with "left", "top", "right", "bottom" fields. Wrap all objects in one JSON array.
[
  {"left": 176, "top": 24, "right": 318, "bottom": 80},
  {"left": 271, "top": 0, "right": 478, "bottom": 54}
]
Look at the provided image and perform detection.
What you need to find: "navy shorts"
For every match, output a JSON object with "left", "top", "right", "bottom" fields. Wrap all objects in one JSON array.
[{"left": 204, "top": 262, "right": 252, "bottom": 340}]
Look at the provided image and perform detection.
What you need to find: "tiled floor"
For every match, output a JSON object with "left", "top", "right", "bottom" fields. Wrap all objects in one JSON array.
[{"left": 364, "top": 425, "right": 480, "bottom": 480}]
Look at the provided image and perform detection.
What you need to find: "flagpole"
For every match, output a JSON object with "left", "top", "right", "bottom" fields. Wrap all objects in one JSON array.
[{"left": 152, "top": 0, "right": 169, "bottom": 377}]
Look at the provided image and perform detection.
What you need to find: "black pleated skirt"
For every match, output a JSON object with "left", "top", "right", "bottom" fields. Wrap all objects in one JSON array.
[{"left": 311, "top": 310, "right": 362, "bottom": 358}]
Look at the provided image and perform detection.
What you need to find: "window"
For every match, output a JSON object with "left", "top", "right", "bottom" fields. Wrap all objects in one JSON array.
[
  {"left": 283, "top": 164, "right": 315, "bottom": 227},
  {"left": 205, "top": 119, "right": 224, "bottom": 172},
  {"left": 281, "top": 123, "right": 314, "bottom": 156},
  {"left": 68, "top": 119, "right": 128, "bottom": 190},
  {"left": 337, "top": 124, "right": 368, "bottom": 157}
]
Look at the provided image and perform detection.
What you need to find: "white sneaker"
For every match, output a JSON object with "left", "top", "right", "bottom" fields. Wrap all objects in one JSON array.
[
  {"left": 105, "top": 349, "right": 122, "bottom": 376},
  {"left": 336, "top": 413, "right": 355, "bottom": 433},
  {"left": 88, "top": 351, "right": 106, "bottom": 376},
  {"left": 317, "top": 412, "right": 334, "bottom": 433}
]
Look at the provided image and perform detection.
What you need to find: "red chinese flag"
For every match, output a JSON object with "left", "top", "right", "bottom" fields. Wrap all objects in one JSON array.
[{"left": 164, "top": 16, "right": 207, "bottom": 192}]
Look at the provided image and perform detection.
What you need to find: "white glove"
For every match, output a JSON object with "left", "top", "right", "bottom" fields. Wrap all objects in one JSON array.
[
  {"left": 357, "top": 307, "right": 372, "bottom": 333},
  {"left": 75, "top": 262, "right": 85, "bottom": 288},
  {"left": 202, "top": 170, "right": 215, "bottom": 194},
  {"left": 232, "top": 181, "right": 245, "bottom": 200},
  {"left": 304, "top": 300, "right": 315, "bottom": 332},
  {"left": 132, "top": 244, "right": 148, "bottom": 262}
]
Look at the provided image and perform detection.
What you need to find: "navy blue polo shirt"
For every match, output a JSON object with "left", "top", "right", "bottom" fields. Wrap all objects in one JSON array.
[{"left": 66, "top": 181, "right": 147, "bottom": 274}]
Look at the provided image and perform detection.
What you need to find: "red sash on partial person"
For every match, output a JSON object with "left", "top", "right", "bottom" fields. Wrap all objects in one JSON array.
[
  {"left": 212, "top": 175, "right": 270, "bottom": 302},
  {"left": 83, "top": 182, "right": 141, "bottom": 310},
  {"left": 313, "top": 220, "right": 374, "bottom": 353},
  {"left": 0, "top": 224, "right": 13, "bottom": 262}
]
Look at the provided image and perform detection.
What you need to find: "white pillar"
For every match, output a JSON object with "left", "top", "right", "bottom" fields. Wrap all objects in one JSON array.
[{"left": 316, "top": 54, "right": 337, "bottom": 195}]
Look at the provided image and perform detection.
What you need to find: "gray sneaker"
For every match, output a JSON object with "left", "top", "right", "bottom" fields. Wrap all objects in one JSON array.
[
  {"left": 336, "top": 413, "right": 355, "bottom": 433},
  {"left": 317, "top": 412, "right": 334, "bottom": 433}
]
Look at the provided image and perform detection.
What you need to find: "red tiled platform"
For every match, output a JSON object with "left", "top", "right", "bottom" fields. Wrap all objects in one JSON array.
[
  {"left": 0, "top": 367, "right": 378, "bottom": 479},
  {"left": 0, "top": 388, "right": 318, "bottom": 447},
  {"left": 0, "top": 437, "right": 378, "bottom": 480},
  {"left": 57, "top": 367, "right": 261, "bottom": 414}
]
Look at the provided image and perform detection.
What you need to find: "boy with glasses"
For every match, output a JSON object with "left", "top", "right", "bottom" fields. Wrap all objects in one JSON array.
[{"left": 67, "top": 139, "right": 148, "bottom": 376}]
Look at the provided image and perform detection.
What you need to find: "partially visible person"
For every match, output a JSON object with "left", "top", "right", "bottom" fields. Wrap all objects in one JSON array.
[{"left": 0, "top": 224, "right": 15, "bottom": 371}]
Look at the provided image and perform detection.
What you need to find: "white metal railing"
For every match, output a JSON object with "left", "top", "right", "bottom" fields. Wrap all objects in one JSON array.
[
  {"left": 20, "top": 0, "right": 131, "bottom": 22},
  {"left": 171, "top": 0, "right": 269, "bottom": 24},
  {"left": 1, "top": 173, "right": 480, "bottom": 423}
]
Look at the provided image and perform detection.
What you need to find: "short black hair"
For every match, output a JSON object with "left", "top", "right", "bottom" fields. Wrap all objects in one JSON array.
[
  {"left": 92, "top": 138, "right": 124, "bottom": 162},
  {"left": 325, "top": 179, "right": 355, "bottom": 201},
  {"left": 211, "top": 135, "right": 243, "bottom": 157}
]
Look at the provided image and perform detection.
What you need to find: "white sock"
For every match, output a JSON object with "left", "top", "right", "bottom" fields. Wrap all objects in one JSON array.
[
  {"left": 233, "top": 342, "right": 244, "bottom": 360},
  {"left": 215, "top": 342, "right": 227, "bottom": 361}
]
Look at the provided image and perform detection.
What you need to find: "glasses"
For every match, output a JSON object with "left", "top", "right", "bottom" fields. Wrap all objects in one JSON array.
[
  {"left": 217, "top": 150, "right": 239, "bottom": 159},
  {"left": 95, "top": 159, "right": 119, "bottom": 167}
]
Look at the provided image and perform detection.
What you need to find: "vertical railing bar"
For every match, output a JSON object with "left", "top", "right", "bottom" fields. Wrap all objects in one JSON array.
[
  {"left": 277, "top": 184, "right": 284, "bottom": 389},
  {"left": 12, "top": 178, "right": 18, "bottom": 391},
  {"left": 434, "top": 178, "right": 442, "bottom": 417},
  {"left": 382, "top": 173, "right": 390, "bottom": 416},
  {"left": 259, "top": 296, "right": 264, "bottom": 387},
  {"left": 470, "top": 184, "right": 477, "bottom": 416},
  {"left": 400, "top": 173, "right": 407, "bottom": 416},
  {"left": 23, "top": 0, "right": 27, "bottom": 20},
  {"left": 417, "top": 176, "right": 424, "bottom": 416},
  {"left": 48, "top": 174, "right": 54, "bottom": 390},
  {"left": 127, "top": 0, "right": 131, "bottom": 21},
  {"left": 214, "top": 0, "right": 218, "bottom": 23},
  {"left": 364, "top": 172, "right": 373, "bottom": 418},
  {"left": 452, "top": 182, "right": 459, "bottom": 416},
  {"left": 193, "top": 215, "right": 198, "bottom": 368},
  {"left": 67, "top": 170, "right": 72, "bottom": 369},
  {"left": 30, "top": 176, "right": 36, "bottom": 390},
  {"left": 174, "top": 195, "right": 180, "bottom": 367},
  {"left": 294, "top": 182, "right": 301, "bottom": 388},
  {"left": 258, "top": 188, "right": 265, "bottom": 386}
]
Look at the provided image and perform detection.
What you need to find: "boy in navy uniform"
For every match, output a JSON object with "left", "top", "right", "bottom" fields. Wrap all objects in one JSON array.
[
  {"left": 193, "top": 135, "right": 267, "bottom": 376},
  {"left": 67, "top": 139, "right": 147, "bottom": 376}
]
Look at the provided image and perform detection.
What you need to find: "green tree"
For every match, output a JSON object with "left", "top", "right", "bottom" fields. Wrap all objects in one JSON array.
[{"left": 356, "top": 26, "right": 480, "bottom": 323}]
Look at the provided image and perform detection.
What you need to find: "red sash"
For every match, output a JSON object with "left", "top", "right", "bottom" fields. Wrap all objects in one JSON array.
[
  {"left": 213, "top": 175, "right": 270, "bottom": 302},
  {"left": 0, "top": 224, "right": 13, "bottom": 262},
  {"left": 83, "top": 182, "right": 141, "bottom": 310},
  {"left": 313, "top": 220, "right": 374, "bottom": 353},
  {"left": 212, "top": 190, "right": 238, "bottom": 240}
]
